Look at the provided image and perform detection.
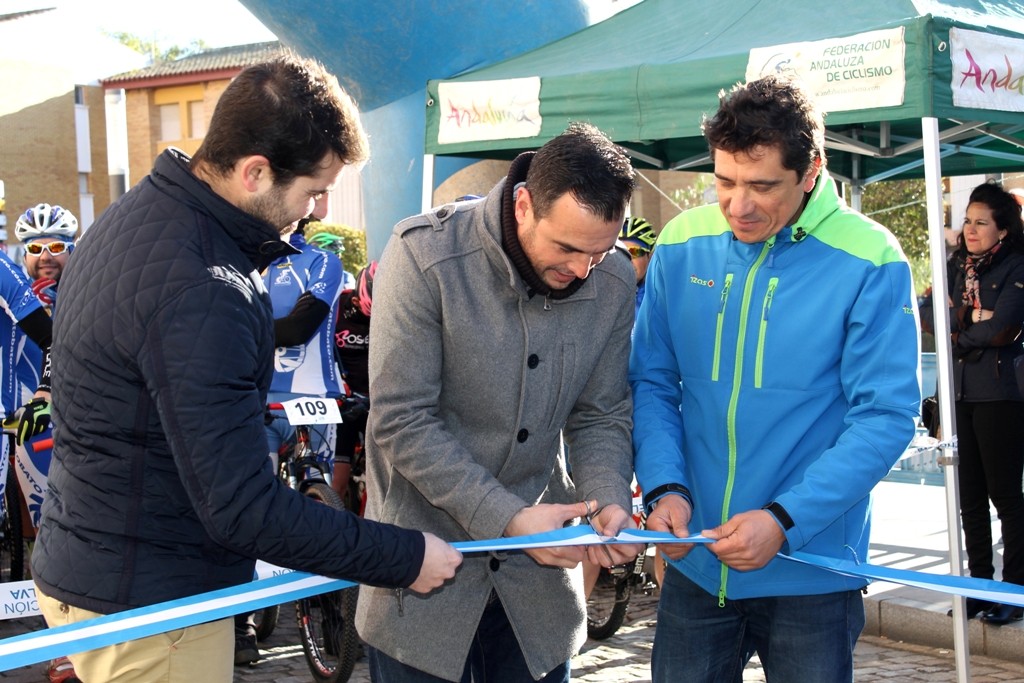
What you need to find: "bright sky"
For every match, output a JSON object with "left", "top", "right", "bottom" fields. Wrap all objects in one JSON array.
[
  {"left": 13, "top": 0, "right": 276, "bottom": 49},
  {"left": 13, "top": 0, "right": 638, "bottom": 52}
]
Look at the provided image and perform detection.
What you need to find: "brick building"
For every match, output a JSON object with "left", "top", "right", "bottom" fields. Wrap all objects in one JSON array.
[
  {"left": 100, "top": 41, "right": 365, "bottom": 230},
  {"left": 101, "top": 42, "right": 288, "bottom": 190},
  {"left": 0, "top": 7, "right": 144, "bottom": 241}
]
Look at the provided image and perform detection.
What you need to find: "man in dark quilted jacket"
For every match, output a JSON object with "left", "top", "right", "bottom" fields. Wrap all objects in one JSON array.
[{"left": 31, "top": 53, "right": 460, "bottom": 683}]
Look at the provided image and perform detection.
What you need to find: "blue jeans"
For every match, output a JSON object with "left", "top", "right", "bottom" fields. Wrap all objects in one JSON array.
[
  {"left": 368, "top": 594, "right": 570, "bottom": 683},
  {"left": 652, "top": 566, "right": 864, "bottom": 683}
]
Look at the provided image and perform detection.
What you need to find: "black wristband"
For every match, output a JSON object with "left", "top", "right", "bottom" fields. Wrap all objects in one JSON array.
[
  {"left": 37, "top": 345, "right": 52, "bottom": 393},
  {"left": 762, "top": 501, "right": 794, "bottom": 530},
  {"left": 644, "top": 483, "right": 693, "bottom": 512}
]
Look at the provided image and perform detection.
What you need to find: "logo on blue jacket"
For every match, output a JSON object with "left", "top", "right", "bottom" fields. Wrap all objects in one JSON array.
[{"left": 274, "top": 345, "right": 306, "bottom": 372}]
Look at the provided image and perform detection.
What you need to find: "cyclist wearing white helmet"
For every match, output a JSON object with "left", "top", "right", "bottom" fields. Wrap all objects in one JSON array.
[
  {"left": 11, "top": 202, "right": 76, "bottom": 443},
  {"left": 16, "top": 203, "right": 77, "bottom": 306},
  {"left": 10, "top": 202, "right": 78, "bottom": 683},
  {"left": 11, "top": 202, "right": 76, "bottom": 429},
  {"left": 0, "top": 204, "right": 59, "bottom": 637}
]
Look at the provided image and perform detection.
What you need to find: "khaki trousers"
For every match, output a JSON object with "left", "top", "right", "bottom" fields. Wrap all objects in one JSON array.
[{"left": 36, "top": 585, "right": 233, "bottom": 683}]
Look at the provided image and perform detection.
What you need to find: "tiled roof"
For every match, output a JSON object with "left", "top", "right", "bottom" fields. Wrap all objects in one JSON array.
[
  {"left": 0, "top": 8, "right": 55, "bottom": 23},
  {"left": 103, "top": 41, "right": 288, "bottom": 85}
]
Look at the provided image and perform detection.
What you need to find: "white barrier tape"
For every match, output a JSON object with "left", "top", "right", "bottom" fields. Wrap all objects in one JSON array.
[
  {"left": 0, "top": 564, "right": 298, "bottom": 622},
  {"left": 2, "top": 525, "right": 1023, "bottom": 672},
  {"left": 788, "top": 551, "right": 1024, "bottom": 606},
  {"left": 0, "top": 571, "right": 350, "bottom": 670}
]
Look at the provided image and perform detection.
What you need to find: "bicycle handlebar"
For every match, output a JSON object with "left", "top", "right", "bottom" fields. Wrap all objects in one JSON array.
[
  {"left": 28, "top": 437, "right": 54, "bottom": 452},
  {"left": 266, "top": 394, "right": 369, "bottom": 418},
  {"left": 23, "top": 396, "right": 370, "bottom": 455}
]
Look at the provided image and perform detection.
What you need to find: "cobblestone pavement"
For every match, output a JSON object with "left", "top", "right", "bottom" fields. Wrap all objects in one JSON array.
[{"left": 4, "top": 589, "right": 1024, "bottom": 681}]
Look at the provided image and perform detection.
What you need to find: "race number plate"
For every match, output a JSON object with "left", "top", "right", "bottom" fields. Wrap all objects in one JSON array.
[{"left": 280, "top": 397, "right": 343, "bottom": 425}]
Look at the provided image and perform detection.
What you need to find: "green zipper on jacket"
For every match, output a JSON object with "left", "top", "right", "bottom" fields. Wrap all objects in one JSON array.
[
  {"left": 719, "top": 238, "right": 774, "bottom": 607},
  {"left": 753, "top": 278, "right": 779, "bottom": 389},
  {"left": 711, "top": 274, "right": 734, "bottom": 382}
]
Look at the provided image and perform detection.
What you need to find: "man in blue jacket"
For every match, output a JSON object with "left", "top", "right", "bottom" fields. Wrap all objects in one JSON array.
[
  {"left": 32, "top": 54, "right": 461, "bottom": 683},
  {"left": 631, "top": 75, "right": 921, "bottom": 682}
]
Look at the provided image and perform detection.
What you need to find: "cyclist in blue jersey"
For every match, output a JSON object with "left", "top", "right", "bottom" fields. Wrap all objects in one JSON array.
[
  {"left": 12, "top": 204, "right": 75, "bottom": 408},
  {"left": 0, "top": 253, "right": 52, "bottom": 485},
  {"left": 263, "top": 216, "right": 345, "bottom": 459},
  {"left": 233, "top": 215, "right": 346, "bottom": 665},
  {"left": 307, "top": 227, "right": 356, "bottom": 291},
  {"left": 11, "top": 204, "right": 77, "bottom": 515},
  {"left": 0, "top": 204, "right": 59, "bottom": 512},
  {"left": 0, "top": 207, "right": 61, "bottom": 682},
  {"left": 10, "top": 203, "right": 77, "bottom": 683}
]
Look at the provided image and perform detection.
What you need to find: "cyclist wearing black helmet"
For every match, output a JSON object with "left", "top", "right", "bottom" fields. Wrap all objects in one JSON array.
[
  {"left": 331, "top": 261, "right": 375, "bottom": 496},
  {"left": 618, "top": 215, "right": 657, "bottom": 315}
]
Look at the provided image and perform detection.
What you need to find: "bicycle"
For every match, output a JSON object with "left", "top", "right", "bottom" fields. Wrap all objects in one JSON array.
[
  {"left": 585, "top": 486, "right": 657, "bottom": 640},
  {"left": 0, "top": 420, "right": 43, "bottom": 584},
  {"left": 336, "top": 393, "right": 368, "bottom": 519},
  {"left": 266, "top": 395, "right": 366, "bottom": 683},
  {"left": 0, "top": 461, "right": 25, "bottom": 583}
]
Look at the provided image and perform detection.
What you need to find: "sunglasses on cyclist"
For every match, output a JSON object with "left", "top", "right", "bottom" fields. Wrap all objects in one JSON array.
[
  {"left": 626, "top": 245, "right": 651, "bottom": 260},
  {"left": 24, "top": 241, "right": 69, "bottom": 256}
]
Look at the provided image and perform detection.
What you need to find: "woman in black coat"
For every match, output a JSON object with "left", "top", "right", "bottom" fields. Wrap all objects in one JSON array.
[{"left": 946, "top": 181, "right": 1024, "bottom": 624}]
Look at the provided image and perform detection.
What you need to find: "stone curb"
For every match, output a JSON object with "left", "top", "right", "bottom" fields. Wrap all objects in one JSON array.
[{"left": 864, "top": 591, "right": 1024, "bottom": 663}]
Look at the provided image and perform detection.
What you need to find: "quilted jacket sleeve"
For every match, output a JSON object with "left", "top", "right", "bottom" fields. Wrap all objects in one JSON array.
[{"left": 137, "top": 275, "right": 424, "bottom": 588}]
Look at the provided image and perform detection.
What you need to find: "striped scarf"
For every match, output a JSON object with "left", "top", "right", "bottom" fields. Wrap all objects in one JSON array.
[{"left": 961, "top": 242, "right": 1002, "bottom": 308}]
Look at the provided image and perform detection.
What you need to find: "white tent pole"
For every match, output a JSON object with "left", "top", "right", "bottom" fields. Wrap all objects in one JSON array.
[
  {"left": 422, "top": 153, "right": 435, "bottom": 213},
  {"left": 922, "top": 116, "right": 970, "bottom": 683},
  {"left": 850, "top": 140, "right": 863, "bottom": 212}
]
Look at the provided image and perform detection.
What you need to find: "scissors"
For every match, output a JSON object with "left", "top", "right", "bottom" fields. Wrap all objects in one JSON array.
[{"left": 584, "top": 500, "right": 618, "bottom": 567}]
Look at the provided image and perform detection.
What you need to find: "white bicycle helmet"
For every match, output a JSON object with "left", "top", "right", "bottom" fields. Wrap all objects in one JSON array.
[{"left": 15, "top": 203, "right": 78, "bottom": 242}]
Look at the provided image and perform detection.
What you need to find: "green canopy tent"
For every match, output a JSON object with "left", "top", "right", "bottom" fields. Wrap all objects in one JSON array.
[
  {"left": 424, "top": 0, "right": 1024, "bottom": 186},
  {"left": 423, "top": 2, "right": 1024, "bottom": 680}
]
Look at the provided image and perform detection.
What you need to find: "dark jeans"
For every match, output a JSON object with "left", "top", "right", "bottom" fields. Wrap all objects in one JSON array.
[
  {"left": 956, "top": 400, "right": 1024, "bottom": 585},
  {"left": 651, "top": 567, "right": 864, "bottom": 683},
  {"left": 368, "top": 594, "right": 570, "bottom": 683}
]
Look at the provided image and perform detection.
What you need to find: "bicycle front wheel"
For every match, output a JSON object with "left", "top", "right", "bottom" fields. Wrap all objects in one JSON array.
[
  {"left": 342, "top": 478, "right": 364, "bottom": 517},
  {"left": 586, "top": 573, "right": 632, "bottom": 640},
  {"left": 0, "top": 467, "right": 25, "bottom": 582},
  {"left": 296, "top": 481, "right": 361, "bottom": 682},
  {"left": 253, "top": 603, "right": 279, "bottom": 642}
]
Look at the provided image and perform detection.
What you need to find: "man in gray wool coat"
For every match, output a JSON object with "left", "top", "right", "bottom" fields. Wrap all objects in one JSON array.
[{"left": 356, "top": 122, "right": 642, "bottom": 682}]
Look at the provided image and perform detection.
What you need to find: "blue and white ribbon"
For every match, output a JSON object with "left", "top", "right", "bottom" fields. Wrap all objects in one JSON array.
[{"left": 1, "top": 526, "right": 1022, "bottom": 672}]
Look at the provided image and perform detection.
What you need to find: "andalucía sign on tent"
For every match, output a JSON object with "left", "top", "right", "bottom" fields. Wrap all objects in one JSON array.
[{"left": 951, "top": 27, "right": 1024, "bottom": 113}]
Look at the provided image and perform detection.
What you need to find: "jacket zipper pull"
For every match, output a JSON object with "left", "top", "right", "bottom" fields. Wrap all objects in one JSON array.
[
  {"left": 394, "top": 587, "right": 404, "bottom": 616},
  {"left": 544, "top": 295, "right": 552, "bottom": 311}
]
